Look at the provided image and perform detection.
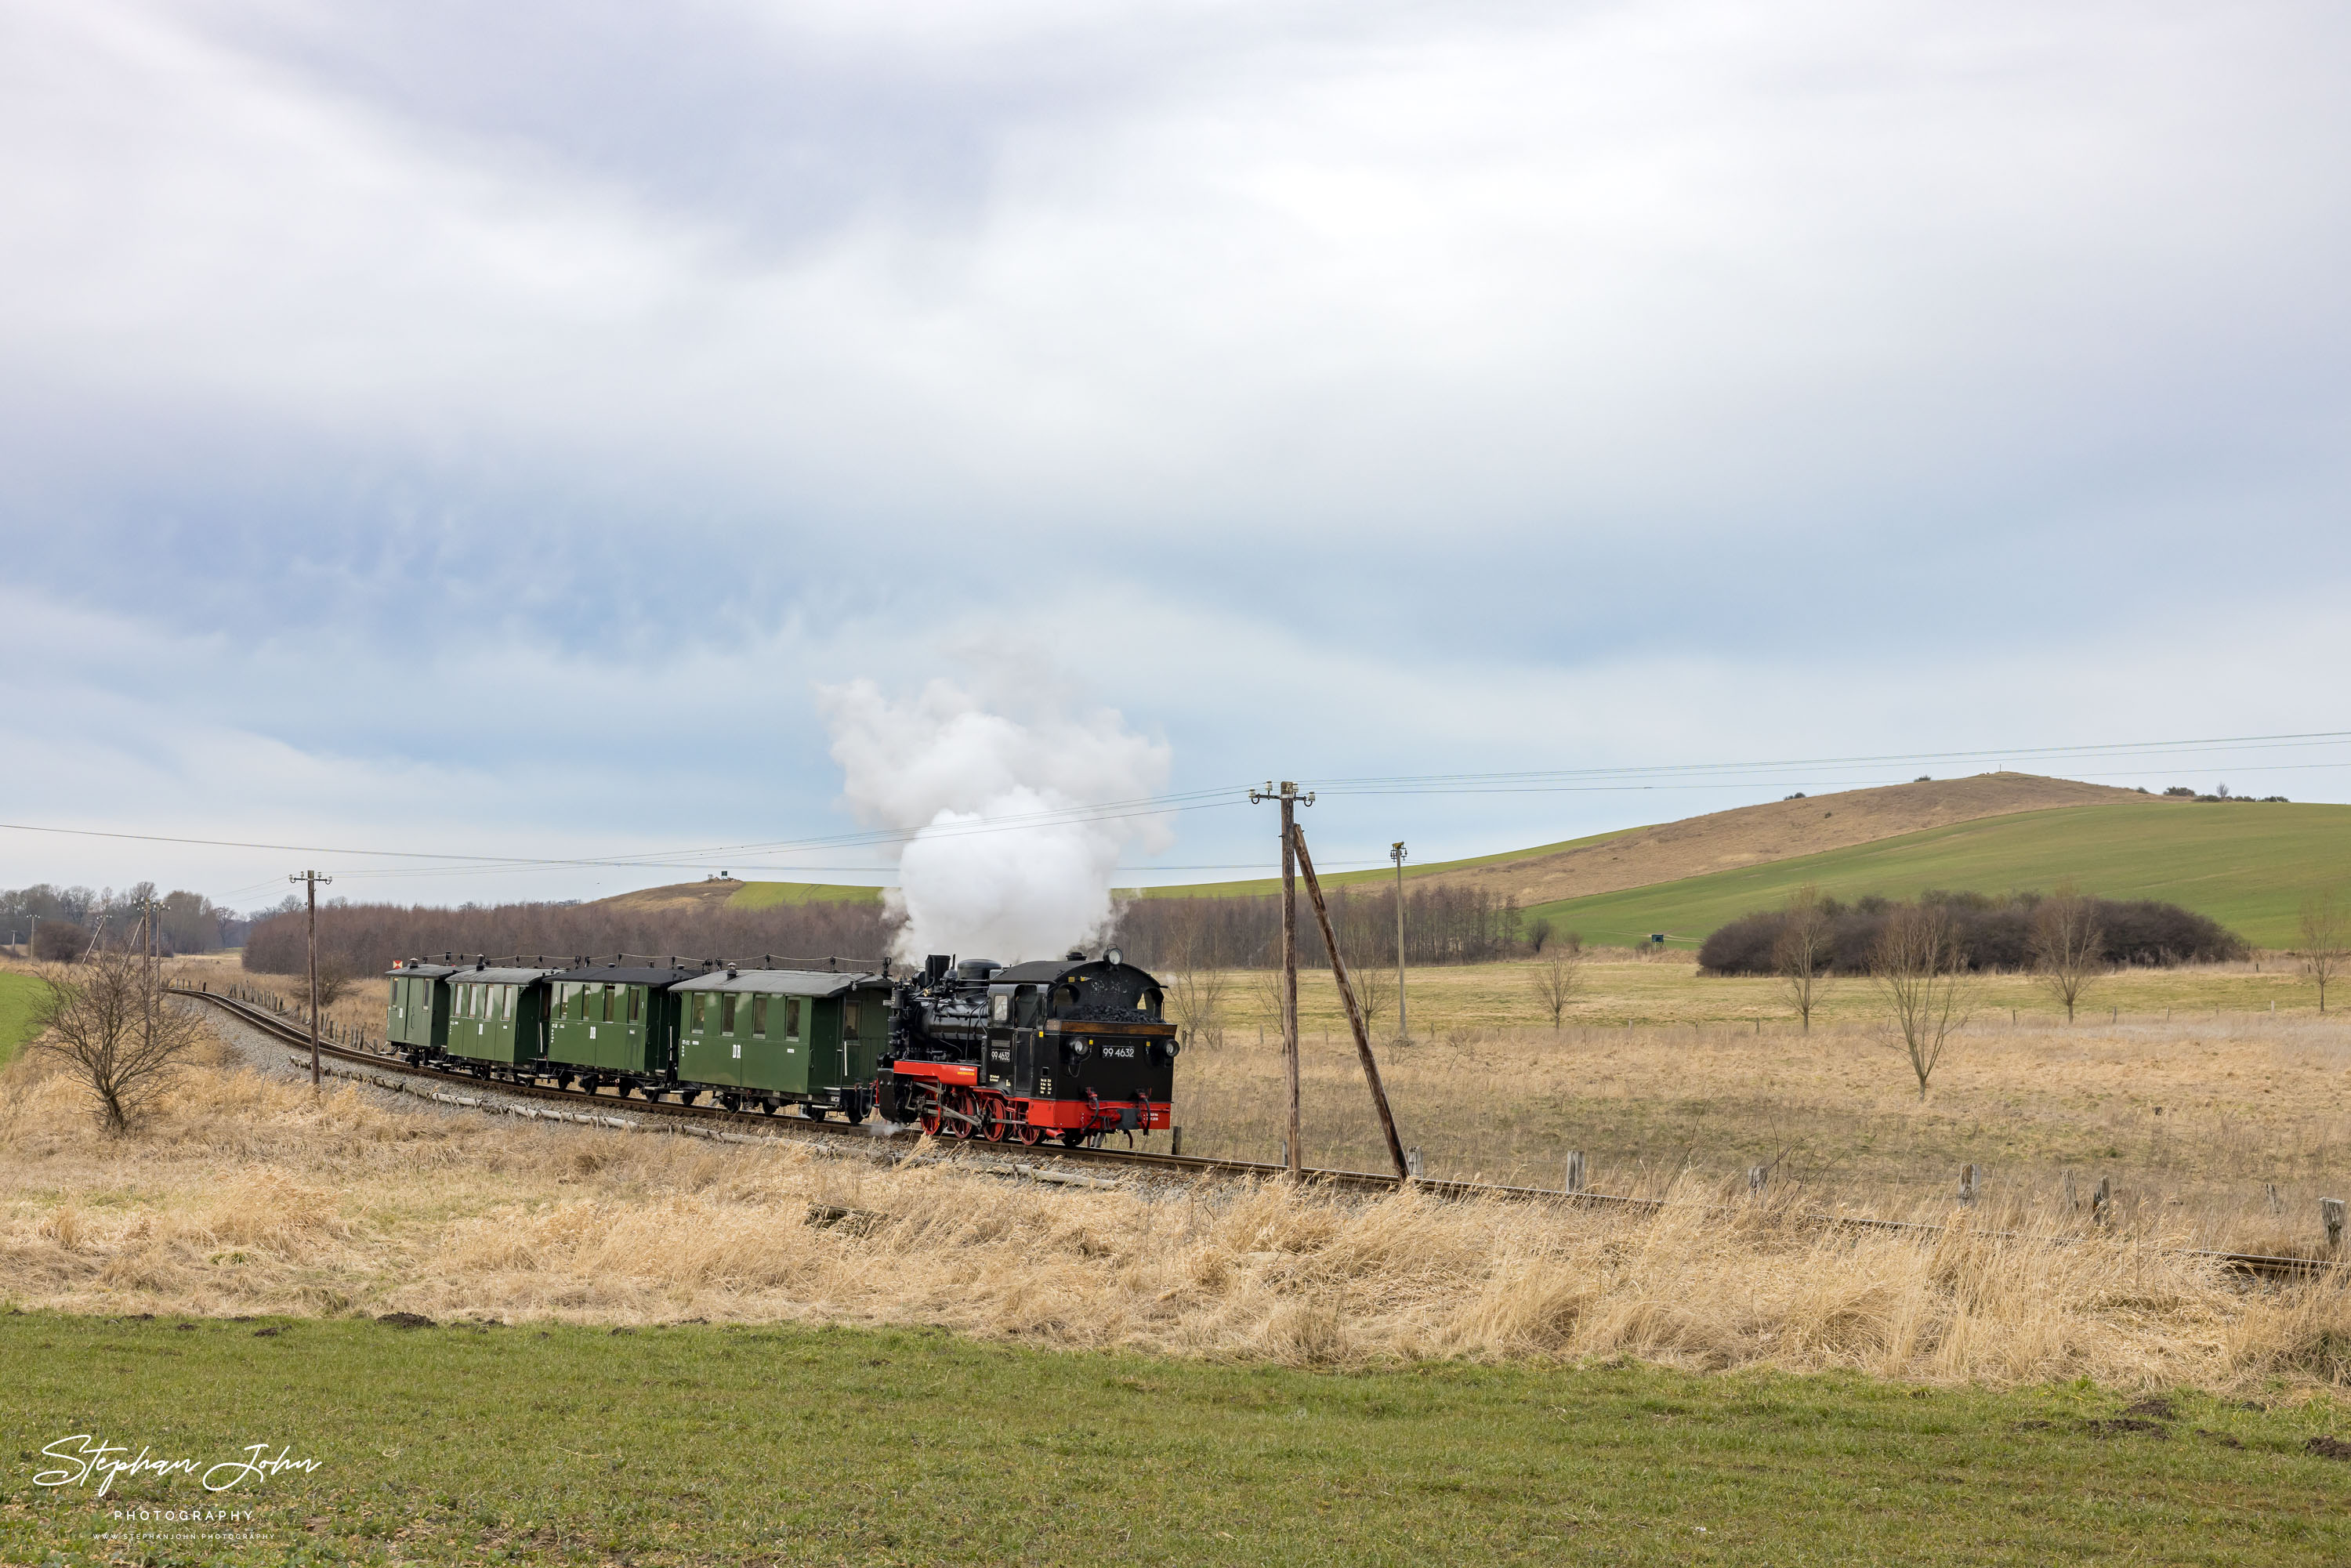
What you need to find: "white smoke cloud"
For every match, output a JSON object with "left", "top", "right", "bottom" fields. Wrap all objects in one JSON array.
[{"left": 817, "top": 675, "right": 1173, "bottom": 965}]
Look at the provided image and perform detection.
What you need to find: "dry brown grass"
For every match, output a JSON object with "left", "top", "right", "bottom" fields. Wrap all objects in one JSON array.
[
  {"left": 5, "top": 1015, "right": 2351, "bottom": 1395},
  {"left": 1179, "top": 1000, "right": 2351, "bottom": 1255}
]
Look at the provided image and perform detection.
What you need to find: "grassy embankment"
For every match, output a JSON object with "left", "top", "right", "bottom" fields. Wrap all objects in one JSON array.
[{"left": 7, "top": 1313, "right": 2351, "bottom": 1566}]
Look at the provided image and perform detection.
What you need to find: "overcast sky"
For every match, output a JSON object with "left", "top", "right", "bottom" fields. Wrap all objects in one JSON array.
[{"left": 4, "top": 0, "right": 2349, "bottom": 909}]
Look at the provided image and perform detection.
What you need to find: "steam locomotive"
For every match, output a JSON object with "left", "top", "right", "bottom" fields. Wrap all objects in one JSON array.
[
  {"left": 385, "top": 945, "right": 1178, "bottom": 1146},
  {"left": 883, "top": 947, "right": 1179, "bottom": 1146}
]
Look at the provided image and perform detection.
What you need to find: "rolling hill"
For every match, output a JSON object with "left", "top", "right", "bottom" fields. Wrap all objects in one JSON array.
[
  {"left": 590, "top": 774, "right": 2350, "bottom": 949},
  {"left": 1521, "top": 799, "right": 2351, "bottom": 951}
]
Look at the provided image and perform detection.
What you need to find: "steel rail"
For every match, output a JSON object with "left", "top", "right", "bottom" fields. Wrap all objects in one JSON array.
[{"left": 173, "top": 987, "right": 2342, "bottom": 1281}]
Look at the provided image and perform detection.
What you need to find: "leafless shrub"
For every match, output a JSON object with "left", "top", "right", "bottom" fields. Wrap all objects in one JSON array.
[
  {"left": 311, "top": 956, "right": 357, "bottom": 1012},
  {"left": 2032, "top": 881, "right": 2106, "bottom": 1023},
  {"left": 1527, "top": 935, "right": 1585, "bottom": 1030},
  {"left": 1871, "top": 904, "right": 1972, "bottom": 1099},
  {"left": 31, "top": 951, "right": 210, "bottom": 1135},
  {"left": 1166, "top": 964, "right": 1231, "bottom": 1052},
  {"left": 2299, "top": 890, "right": 2348, "bottom": 1014},
  {"left": 1772, "top": 886, "right": 1832, "bottom": 1032}
]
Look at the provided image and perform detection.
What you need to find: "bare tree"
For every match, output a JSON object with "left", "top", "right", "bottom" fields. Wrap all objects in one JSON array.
[
  {"left": 1347, "top": 951, "right": 1395, "bottom": 1039},
  {"left": 2030, "top": 882, "right": 2106, "bottom": 1023},
  {"left": 2302, "top": 889, "right": 2349, "bottom": 1014},
  {"left": 1165, "top": 918, "right": 1232, "bottom": 1053},
  {"left": 1871, "top": 903, "right": 1971, "bottom": 1099},
  {"left": 1527, "top": 932, "right": 1586, "bottom": 1030},
  {"left": 1772, "top": 886, "right": 1833, "bottom": 1032},
  {"left": 31, "top": 949, "right": 209, "bottom": 1135}
]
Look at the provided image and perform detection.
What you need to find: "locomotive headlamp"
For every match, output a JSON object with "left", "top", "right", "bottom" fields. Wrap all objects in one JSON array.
[
  {"left": 1105, "top": 947, "right": 1124, "bottom": 966},
  {"left": 1069, "top": 1037, "right": 1092, "bottom": 1060}
]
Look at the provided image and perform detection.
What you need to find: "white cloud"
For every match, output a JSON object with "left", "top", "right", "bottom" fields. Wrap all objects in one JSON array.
[{"left": 3, "top": 0, "right": 2349, "bottom": 905}]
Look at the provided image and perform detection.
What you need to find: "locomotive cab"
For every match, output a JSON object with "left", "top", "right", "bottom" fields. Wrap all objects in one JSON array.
[{"left": 984, "top": 956, "right": 1175, "bottom": 1115}]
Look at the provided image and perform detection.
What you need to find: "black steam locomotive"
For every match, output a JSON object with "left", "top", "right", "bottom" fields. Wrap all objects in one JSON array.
[{"left": 881, "top": 947, "right": 1179, "bottom": 1146}]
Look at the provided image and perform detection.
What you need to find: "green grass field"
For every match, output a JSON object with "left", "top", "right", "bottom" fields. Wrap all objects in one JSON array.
[
  {"left": 1527, "top": 802, "right": 2351, "bottom": 950},
  {"left": 4, "top": 1313, "right": 2347, "bottom": 1566},
  {"left": 726, "top": 880, "right": 889, "bottom": 909},
  {"left": 0, "top": 970, "right": 45, "bottom": 1069}
]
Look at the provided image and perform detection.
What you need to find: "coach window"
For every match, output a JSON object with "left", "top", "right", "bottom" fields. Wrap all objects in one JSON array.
[
  {"left": 721, "top": 994, "right": 737, "bottom": 1034},
  {"left": 842, "top": 1001, "right": 859, "bottom": 1041},
  {"left": 690, "top": 993, "right": 706, "bottom": 1030},
  {"left": 628, "top": 987, "right": 641, "bottom": 1024},
  {"left": 752, "top": 995, "right": 768, "bottom": 1037},
  {"left": 785, "top": 998, "right": 802, "bottom": 1041}
]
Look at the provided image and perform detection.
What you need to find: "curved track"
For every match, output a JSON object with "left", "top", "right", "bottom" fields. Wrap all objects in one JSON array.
[{"left": 176, "top": 986, "right": 2338, "bottom": 1280}]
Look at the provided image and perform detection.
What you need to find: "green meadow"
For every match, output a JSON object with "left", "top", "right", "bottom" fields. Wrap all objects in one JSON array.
[
  {"left": 1529, "top": 802, "right": 2351, "bottom": 950},
  {"left": 726, "top": 880, "right": 891, "bottom": 910},
  {"left": 5, "top": 1313, "right": 2349, "bottom": 1566},
  {"left": 0, "top": 970, "right": 45, "bottom": 1069}
]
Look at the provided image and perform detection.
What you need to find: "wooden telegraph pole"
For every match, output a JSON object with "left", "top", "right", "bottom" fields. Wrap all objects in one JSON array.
[
  {"left": 1251, "top": 781, "right": 1313, "bottom": 1175},
  {"left": 1390, "top": 841, "right": 1407, "bottom": 1040},
  {"left": 291, "top": 870, "right": 331, "bottom": 1087},
  {"left": 1296, "top": 825, "right": 1410, "bottom": 1179}
]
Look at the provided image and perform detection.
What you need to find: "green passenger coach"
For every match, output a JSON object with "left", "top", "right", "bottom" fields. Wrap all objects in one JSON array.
[
  {"left": 442, "top": 965, "right": 560, "bottom": 1074},
  {"left": 386, "top": 961, "right": 457, "bottom": 1056},
  {"left": 670, "top": 967, "right": 893, "bottom": 1120},
  {"left": 542, "top": 962, "right": 700, "bottom": 1095}
]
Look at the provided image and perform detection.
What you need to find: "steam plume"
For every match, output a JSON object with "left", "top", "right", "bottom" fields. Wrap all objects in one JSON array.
[{"left": 818, "top": 676, "right": 1172, "bottom": 964}]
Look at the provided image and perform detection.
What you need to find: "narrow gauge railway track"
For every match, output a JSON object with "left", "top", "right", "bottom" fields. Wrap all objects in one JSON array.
[{"left": 175, "top": 987, "right": 2339, "bottom": 1280}]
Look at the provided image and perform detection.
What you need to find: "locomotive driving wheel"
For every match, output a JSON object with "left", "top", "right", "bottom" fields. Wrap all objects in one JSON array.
[
  {"left": 980, "top": 1099, "right": 1008, "bottom": 1143},
  {"left": 947, "top": 1088, "right": 976, "bottom": 1139},
  {"left": 917, "top": 1094, "right": 944, "bottom": 1137},
  {"left": 1016, "top": 1121, "right": 1045, "bottom": 1147}
]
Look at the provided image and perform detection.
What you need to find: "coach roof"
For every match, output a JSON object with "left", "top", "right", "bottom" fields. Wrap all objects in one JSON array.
[
  {"left": 385, "top": 961, "right": 458, "bottom": 979},
  {"left": 549, "top": 964, "right": 703, "bottom": 987},
  {"left": 671, "top": 969, "right": 885, "bottom": 997},
  {"left": 449, "top": 966, "right": 561, "bottom": 987}
]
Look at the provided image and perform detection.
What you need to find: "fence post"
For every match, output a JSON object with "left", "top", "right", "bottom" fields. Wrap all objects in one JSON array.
[
  {"left": 2324, "top": 1198, "right": 2345, "bottom": 1251},
  {"left": 2064, "top": 1170, "right": 2078, "bottom": 1211},
  {"left": 1958, "top": 1164, "right": 1980, "bottom": 1204},
  {"left": 1171, "top": 1127, "right": 1182, "bottom": 1157},
  {"left": 1748, "top": 1165, "right": 1768, "bottom": 1197},
  {"left": 2092, "top": 1177, "right": 2112, "bottom": 1226},
  {"left": 1565, "top": 1150, "right": 1585, "bottom": 1195},
  {"left": 2268, "top": 1182, "right": 2283, "bottom": 1215},
  {"left": 1405, "top": 1146, "right": 1423, "bottom": 1179}
]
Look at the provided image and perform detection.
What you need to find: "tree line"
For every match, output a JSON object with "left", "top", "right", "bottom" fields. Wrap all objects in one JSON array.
[
  {"left": 1109, "top": 883, "right": 1526, "bottom": 972},
  {"left": 241, "top": 898, "right": 891, "bottom": 980},
  {"left": 2, "top": 883, "right": 246, "bottom": 961}
]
